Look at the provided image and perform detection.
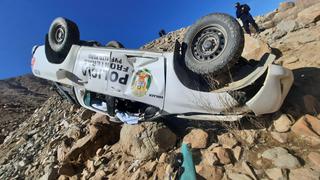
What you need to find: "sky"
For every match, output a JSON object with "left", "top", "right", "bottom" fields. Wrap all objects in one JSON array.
[{"left": 0, "top": 0, "right": 285, "bottom": 79}]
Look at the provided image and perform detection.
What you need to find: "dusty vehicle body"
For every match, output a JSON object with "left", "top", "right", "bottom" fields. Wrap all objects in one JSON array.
[{"left": 31, "top": 14, "right": 293, "bottom": 122}]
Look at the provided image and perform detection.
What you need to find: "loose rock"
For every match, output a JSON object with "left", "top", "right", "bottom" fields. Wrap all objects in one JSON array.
[
  {"left": 242, "top": 161, "right": 258, "bottom": 180},
  {"left": 228, "top": 172, "right": 252, "bottom": 180},
  {"left": 291, "top": 114, "right": 320, "bottom": 145},
  {"left": 90, "top": 113, "right": 110, "bottom": 125},
  {"left": 289, "top": 168, "right": 320, "bottom": 180},
  {"left": 277, "top": 20, "right": 298, "bottom": 33},
  {"left": 232, "top": 146, "right": 242, "bottom": 161},
  {"left": 297, "top": 3, "right": 320, "bottom": 25},
  {"left": 183, "top": 129, "right": 208, "bottom": 149},
  {"left": 242, "top": 34, "right": 271, "bottom": 60},
  {"left": 262, "top": 147, "right": 301, "bottom": 169},
  {"left": 66, "top": 125, "right": 83, "bottom": 141},
  {"left": 270, "top": 132, "right": 288, "bottom": 143},
  {"left": 272, "top": 30, "right": 287, "bottom": 40},
  {"left": 236, "top": 130, "right": 259, "bottom": 145},
  {"left": 273, "top": 114, "right": 292, "bottom": 133},
  {"left": 209, "top": 147, "right": 232, "bottom": 165},
  {"left": 218, "top": 133, "right": 238, "bottom": 149},
  {"left": 308, "top": 152, "right": 320, "bottom": 169},
  {"left": 265, "top": 168, "right": 288, "bottom": 180},
  {"left": 196, "top": 165, "right": 224, "bottom": 180},
  {"left": 279, "top": 2, "right": 295, "bottom": 12}
]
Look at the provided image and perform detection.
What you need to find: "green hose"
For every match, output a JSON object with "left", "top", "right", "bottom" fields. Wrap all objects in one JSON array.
[{"left": 180, "top": 143, "right": 196, "bottom": 180}]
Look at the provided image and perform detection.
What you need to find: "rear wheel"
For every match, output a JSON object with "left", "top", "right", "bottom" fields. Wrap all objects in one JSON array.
[
  {"left": 47, "top": 17, "right": 80, "bottom": 63},
  {"left": 183, "top": 13, "right": 244, "bottom": 75}
]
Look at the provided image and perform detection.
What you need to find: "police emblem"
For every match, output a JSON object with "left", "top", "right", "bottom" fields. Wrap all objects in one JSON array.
[{"left": 131, "top": 69, "right": 152, "bottom": 97}]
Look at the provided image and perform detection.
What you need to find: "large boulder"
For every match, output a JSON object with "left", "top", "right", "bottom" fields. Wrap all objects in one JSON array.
[
  {"left": 297, "top": 3, "right": 320, "bottom": 25},
  {"left": 119, "top": 122, "right": 177, "bottom": 160},
  {"left": 242, "top": 34, "right": 271, "bottom": 61}
]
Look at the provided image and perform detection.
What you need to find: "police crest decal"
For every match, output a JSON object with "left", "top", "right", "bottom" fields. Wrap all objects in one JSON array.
[{"left": 131, "top": 69, "right": 152, "bottom": 97}]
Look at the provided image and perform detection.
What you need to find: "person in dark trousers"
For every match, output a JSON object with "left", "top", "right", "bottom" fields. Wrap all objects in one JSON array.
[{"left": 235, "top": 2, "right": 260, "bottom": 35}]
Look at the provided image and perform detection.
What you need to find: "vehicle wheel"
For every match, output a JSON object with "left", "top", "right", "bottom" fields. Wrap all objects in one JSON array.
[
  {"left": 48, "top": 17, "right": 80, "bottom": 56},
  {"left": 106, "top": 41, "right": 124, "bottom": 48},
  {"left": 183, "top": 13, "right": 244, "bottom": 75}
]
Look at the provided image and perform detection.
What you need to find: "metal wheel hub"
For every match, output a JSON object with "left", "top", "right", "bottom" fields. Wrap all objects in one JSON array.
[
  {"left": 203, "top": 38, "right": 216, "bottom": 50},
  {"left": 192, "top": 26, "right": 226, "bottom": 62},
  {"left": 55, "top": 26, "right": 65, "bottom": 44}
]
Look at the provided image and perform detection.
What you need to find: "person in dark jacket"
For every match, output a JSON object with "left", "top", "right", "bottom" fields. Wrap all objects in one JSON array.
[
  {"left": 235, "top": 2, "right": 260, "bottom": 35},
  {"left": 159, "top": 29, "right": 166, "bottom": 37}
]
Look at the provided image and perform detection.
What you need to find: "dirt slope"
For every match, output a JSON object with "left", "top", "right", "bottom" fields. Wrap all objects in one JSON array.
[{"left": 0, "top": 74, "right": 54, "bottom": 141}]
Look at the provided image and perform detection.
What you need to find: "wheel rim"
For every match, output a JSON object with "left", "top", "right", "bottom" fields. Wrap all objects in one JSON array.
[
  {"left": 54, "top": 25, "right": 65, "bottom": 44},
  {"left": 191, "top": 25, "right": 227, "bottom": 62}
]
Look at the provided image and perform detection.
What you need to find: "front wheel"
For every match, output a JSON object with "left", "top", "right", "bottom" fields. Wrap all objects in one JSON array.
[{"left": 183, "top": 13, "right": 244, "bottom": 75}]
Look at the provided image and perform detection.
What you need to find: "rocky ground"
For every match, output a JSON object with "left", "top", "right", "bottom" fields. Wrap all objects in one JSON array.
[
  {"left": 0, "top": 74, "right": 54, "bottom": 143},
  {"left": 1, "top": 0, "right": 320, "bottom": 179}
]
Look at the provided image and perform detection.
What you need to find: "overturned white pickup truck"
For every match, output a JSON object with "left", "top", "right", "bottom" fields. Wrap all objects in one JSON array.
[{"left": 31, "top": 13, "right": 293, "bottom": 123}]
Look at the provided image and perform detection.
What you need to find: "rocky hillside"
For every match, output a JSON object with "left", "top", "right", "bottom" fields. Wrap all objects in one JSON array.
[
  {"left": 0, "top": 74, "right": 54, "bottom": 143},
  {"left": 1, "top": 0, "right": 320, "bottom": 179}
]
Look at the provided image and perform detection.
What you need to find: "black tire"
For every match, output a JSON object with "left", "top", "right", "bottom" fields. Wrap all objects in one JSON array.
[
  {"left": 183, "top": 13, "right": 244, "bottom": 75},
  {"left": 106, "top": 40, "right": 124, "bottom": 48},
  {"left": 48, "top": 17, "right": 80, "bottom": 56}
]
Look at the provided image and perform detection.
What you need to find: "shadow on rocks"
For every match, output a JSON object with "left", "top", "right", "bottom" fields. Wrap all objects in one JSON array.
[{"left": 282, "top": 67, "right": 320, "bottom": 119}]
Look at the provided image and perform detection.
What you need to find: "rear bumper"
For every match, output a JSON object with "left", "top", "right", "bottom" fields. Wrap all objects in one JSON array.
[{"left": 246, "top": 64, "right": 293, "bottom": 115}]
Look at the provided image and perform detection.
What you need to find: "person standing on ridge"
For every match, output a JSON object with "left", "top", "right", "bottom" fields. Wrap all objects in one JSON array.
[
  {"left": 159, "top": 29, "right": 166, "bottom": 37},
  {"left": 235, "top": 2, "right": 260, "bottom": 35}
]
